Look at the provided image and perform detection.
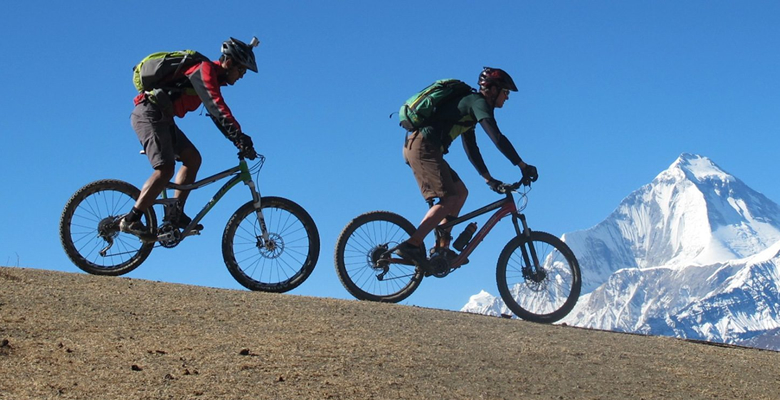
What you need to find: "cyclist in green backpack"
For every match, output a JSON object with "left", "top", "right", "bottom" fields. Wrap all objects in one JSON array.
[
  {"left": 120, "top": 37, "right": 260, "bottom": 241},
  {"left": 396, "top": 67, "right": 538, "bottom": 270}
]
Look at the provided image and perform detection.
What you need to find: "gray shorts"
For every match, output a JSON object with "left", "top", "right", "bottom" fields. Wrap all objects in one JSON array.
[
  {"left": 403, "top": 131, "right": 462, "bottom": 200},
  {"left": 130, "top": 101, "right": 195, "bottom": 169}
]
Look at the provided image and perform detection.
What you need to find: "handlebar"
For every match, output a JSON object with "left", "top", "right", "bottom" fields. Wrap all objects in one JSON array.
[
  {"left": 493, "top": 181, "right": 527, "bottom": 194},
  {"left": 495, "top": 181, "right": 531, "bottom": 212}
]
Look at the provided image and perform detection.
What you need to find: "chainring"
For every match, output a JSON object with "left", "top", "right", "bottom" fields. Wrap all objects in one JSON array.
[
  {"left": 428, "top": 254, "right": 451, "bottom": 278},
  {"left": 157, "top": 223, "right": 181, "bottom": 248}
]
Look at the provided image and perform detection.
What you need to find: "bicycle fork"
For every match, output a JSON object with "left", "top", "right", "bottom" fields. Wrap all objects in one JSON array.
[
  {"left": 246, "top": 178, "right": 272, "bottom": 248},
  {"left": 513, "top": 213, "right": 545, "bottom": 282}
]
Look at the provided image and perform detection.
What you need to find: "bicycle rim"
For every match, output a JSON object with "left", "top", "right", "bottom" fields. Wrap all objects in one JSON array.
[
  {"left": 334, "top": 211, "right": 422, "bottom": 302},
  {"left": 496, "top": 231, "right": 581, "bottom": 323},
  {"left": 59, "top": 180, "right": 155, "bottom": 275},
  {"left": 223, "top": 197, "right": 319, "bottom": 292}
]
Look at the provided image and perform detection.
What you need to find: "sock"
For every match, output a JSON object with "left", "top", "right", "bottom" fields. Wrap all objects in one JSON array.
[{"left": 126, "top": 207, "right": 143, "bottom": 223}]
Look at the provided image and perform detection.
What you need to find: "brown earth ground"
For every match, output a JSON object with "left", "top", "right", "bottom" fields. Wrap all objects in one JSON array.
[{"left": 1, "top": 266, "right": 779, "bottom": 399}]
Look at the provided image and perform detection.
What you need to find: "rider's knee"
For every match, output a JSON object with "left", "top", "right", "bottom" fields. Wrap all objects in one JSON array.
[
  {"left": 155, "top": 163, "right": 176, "bottom": 181},
  {"left": 459, "top": 185, "right": 469, "bottom": 201},
  {"left": 449, "top": 187, "right": 468, "bottom": 207},
  {"left": 179, "top": 147, "right": 202, "bottom": 170},
  {"left": 453, "top": 179, "right": 468, "bottom": 200},
  {"left": 439, "top": 193, "right": 464, "bottom": 211}
]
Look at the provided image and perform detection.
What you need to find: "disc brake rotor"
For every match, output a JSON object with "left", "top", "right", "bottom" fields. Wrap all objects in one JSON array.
[{"left": 259, "top": 233, "right": 284, "bottom": 258}]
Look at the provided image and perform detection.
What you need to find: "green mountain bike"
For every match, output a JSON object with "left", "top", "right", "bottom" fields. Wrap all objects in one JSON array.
[{"left": 59, "top": 154, "right": 320, "bottom": 293}]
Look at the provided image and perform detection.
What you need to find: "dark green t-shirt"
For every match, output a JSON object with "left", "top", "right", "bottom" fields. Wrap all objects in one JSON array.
[
  {"left": 422, "top": 93, "right": 493, "bottom": 151},
  {"left": 420, "top": 91, "right": 523, "bottom": 176}
]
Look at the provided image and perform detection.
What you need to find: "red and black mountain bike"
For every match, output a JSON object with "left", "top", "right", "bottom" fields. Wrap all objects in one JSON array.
[{"left": 334, "top": 182, "right": 580, "bottom": 323}]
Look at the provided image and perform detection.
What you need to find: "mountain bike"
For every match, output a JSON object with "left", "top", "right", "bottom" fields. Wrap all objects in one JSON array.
[
  {"left": 60, "top": 154, "right": 320, "bottom": 293},
  {"left": 334, "top": 182, "right": 580, "bottom": 323}
]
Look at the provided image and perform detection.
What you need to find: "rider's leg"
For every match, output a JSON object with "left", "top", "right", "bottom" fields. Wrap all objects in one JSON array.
[
  {"left": 134, "top": 164, "right": 175, "bottom": 211},
  {"left": 171, "top": 145, "right": 203, "bottom": 229},
  {"left": 409, "top": 178, "right": 468, "bottom": 248},
  {"left": 407, "top": 188, "right": 466, "bottom": 247},
  {"left": 435, "top": 179, "right": 468, "bottom": 248},
  {"left": 401, "top": 130, "right": 467, "bottom": 249},
  {"left": 120, "top": 163, "right": 173, "bottom": 241},
  {"left": 172, "top": 144, "right": 201, "bottom": 206},
  {"left": 125, "top": 101, "right": 178, "bottom": 231}
]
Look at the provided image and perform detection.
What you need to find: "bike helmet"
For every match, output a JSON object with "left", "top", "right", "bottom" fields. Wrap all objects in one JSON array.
[
  {"left": 221, "top": 37, "right": 259, "bottom": 73},
  {"left": 478, "top": 67, "right": 518, "bottom": 92}
]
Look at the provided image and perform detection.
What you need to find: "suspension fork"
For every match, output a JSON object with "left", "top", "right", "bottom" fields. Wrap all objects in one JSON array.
[
  {"left": 243, "top": 171, "right": 270, "bottom": 244},
  {"left": 514, "top": 213, "right": 541, "bottom": 271}
]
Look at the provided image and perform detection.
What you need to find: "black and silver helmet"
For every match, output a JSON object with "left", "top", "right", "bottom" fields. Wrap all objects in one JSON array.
[
  {"left": 478, "top": 67, "right": 517, "bottom": 91},
  {"left": 221, "top": 37, "right": 259, "bottom": 73}
]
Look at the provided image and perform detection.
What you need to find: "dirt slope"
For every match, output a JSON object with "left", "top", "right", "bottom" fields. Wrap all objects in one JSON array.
[{"left": 1, "top": 266, "right": 779, "bottom": 399}]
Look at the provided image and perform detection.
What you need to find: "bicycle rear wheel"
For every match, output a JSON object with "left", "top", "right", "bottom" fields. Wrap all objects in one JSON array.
[
  {"left": 334, "top": 211, "right": 423, "bottom": 302},
  {"left": 222, "top": 197, "right": 320, "bottom": 292},
  {"left": 59, "top": 179, "right": 156, "bottom": 275},
  {"left": 496, "top": 231, "right": 581, "bottom": 323}
]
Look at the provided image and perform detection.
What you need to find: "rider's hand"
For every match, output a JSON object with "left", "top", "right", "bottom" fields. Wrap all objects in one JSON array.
[
  {"left": 521, "top": 164, "right": 538, "bottom": 186},
  {"left": 487, "top": 178, "right": 504, "bottom": 193},
  {"left": 235, "top": 133, "right": 258, "bottom": 160}
]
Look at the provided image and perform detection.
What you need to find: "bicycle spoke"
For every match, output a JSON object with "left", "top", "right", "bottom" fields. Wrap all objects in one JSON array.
[
  {"left": 497, "top": 232, "right": 580, "bottom": 323},
  {"left": 335, "top": 212, "right": 422, "bottom": 302},
  {"left": 224, "top": 197, "right": 319, "bottom": 292},
  {"left": 60, "top": 180, "right": 154, "bottom": 275}
]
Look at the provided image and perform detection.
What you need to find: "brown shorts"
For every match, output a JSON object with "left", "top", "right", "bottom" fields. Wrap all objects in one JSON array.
[
  {"left": 403, "top": 131, "right": 462, "bottom": 200},
  {"left": 130, "top": 101, "right": 195, "bottom": 169}
]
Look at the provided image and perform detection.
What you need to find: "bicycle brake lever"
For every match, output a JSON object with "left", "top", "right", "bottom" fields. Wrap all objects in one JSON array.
[{"left": 498, "top": 184, "right": 513, "bottom": 194}]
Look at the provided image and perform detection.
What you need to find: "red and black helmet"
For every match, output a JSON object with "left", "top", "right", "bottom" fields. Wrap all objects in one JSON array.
[
  {"left": 478, "top": 67, "right": 518, "bottom": 92},
  {"left": 221, "top": 37, "right": 259, "bottom": 73}
]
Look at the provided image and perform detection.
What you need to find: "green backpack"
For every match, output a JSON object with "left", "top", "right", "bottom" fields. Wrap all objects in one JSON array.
[
  {"left": 132, "top": 50, "right": 209, "bottom": 93},
  {"left": 398, "top": 79, "right": 474, "bottom": 131}
]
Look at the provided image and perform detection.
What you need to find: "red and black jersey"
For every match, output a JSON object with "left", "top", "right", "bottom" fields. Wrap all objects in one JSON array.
[{"left": 133, "top": 60, "right": 242, "bottom": 140}]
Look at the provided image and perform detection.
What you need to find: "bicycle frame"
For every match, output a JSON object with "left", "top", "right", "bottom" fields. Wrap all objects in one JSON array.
[
  {"left": 434, "top": 189, "right": 533, "bottom": 269},
  {"left": 154, "top": 157, "right": 268, "bottom": 242}
]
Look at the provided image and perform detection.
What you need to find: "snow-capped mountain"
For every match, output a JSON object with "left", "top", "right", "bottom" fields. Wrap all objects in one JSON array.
[
  {"left": 566, "top": 152, "right": 780, "bottom": 293},
  {"left": 566, "top": 241, "right": 780, "bottom": 344},
  {"left": 463, "top": 290, "right": 505, "bottom": 317},
  {"left": 463, "top": 153, "right": 780, "bottom": 349}
]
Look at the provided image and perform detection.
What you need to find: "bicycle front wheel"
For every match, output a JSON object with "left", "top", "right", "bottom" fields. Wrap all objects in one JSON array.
[
  {"left": 222, "top": 196, "right": 320, "bottom": 292},
  {"left": 59, "top": 179, "right": 156, "bottom": 275},
  {"left": 496, "top": 231, "right": 581, "bottom": 323},
  {"left": 334, "top": 211, "right": 423, "bottom": 303}
]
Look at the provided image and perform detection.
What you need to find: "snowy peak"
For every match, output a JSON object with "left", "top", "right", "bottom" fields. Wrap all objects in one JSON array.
[
  {"left": 667, "top": 154, "right": 780, "bottom": 260},
  {"left": 660, "top": 153, "right": 780, "bottom": 233},
  {"left": 668, "top": 153, "right": 733, "bottom": 185},
  {"left": 461, "top": 290, "right": 503, "bottom": 316},
  {"left": 464, "top": 153, "right": 780, "bottom": 350},
  {"left": 563, "top": 153, "right": 780, "bottom": 292}
]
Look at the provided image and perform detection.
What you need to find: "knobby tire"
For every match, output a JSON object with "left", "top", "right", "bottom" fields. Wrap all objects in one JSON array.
[
  {"left": 222, "top": 196, "right": 319, "bottom": 292},
  {"left": 59, "top": 179, "right": 156, "bottom": 275},
  {"left": 334, "top": 211, "right": 423, "bottom": 302},
  {"left": 496, "top": 231, "right": 581, "bottom": 323}
]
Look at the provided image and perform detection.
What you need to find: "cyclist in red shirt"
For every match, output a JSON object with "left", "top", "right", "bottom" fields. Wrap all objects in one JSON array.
[{"left": 120, "top": 37, "right": 259, "bottom": 241}]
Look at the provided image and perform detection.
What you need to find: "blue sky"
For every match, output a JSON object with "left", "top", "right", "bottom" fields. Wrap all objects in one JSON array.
[{"left": 2, "top": 1, "right": 778, "bottom": 312}]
